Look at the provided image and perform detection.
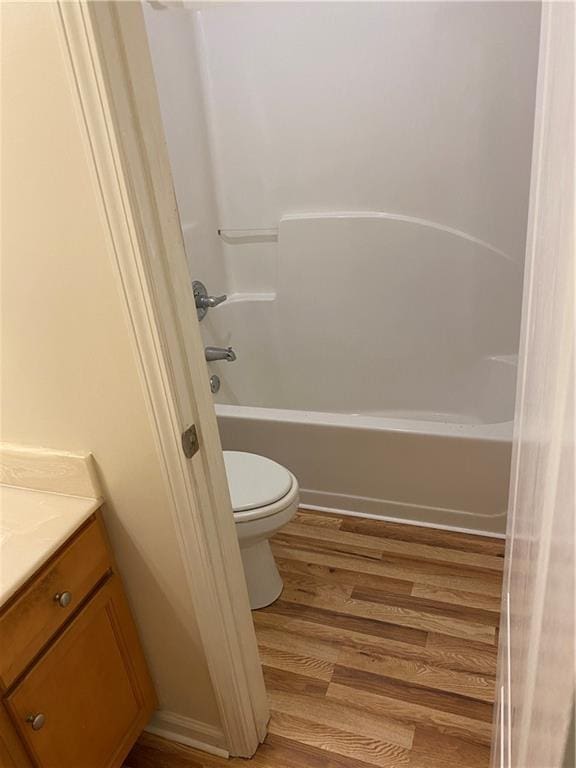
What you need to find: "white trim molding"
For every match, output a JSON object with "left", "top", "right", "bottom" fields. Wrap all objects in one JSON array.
[
  {"left": 56, "top": 2, "right": 268, "bottom": 757},
  {"left": 299, "top": 503, "right": 507, "bottom": 540},
  {"left": 491, "top": 3, "right": 575, "bottom": 766},
  {"left": 146, "top": 712, "right": 228, "bottom": 759}
]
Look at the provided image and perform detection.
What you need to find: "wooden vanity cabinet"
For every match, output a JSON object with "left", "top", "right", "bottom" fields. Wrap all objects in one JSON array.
[{"left": 0, "top": 511, "right": 156, "bottom": 768}]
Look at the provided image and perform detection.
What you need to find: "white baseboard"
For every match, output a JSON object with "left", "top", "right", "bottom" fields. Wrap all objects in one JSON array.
[
  {"left": 145, "top": 711, "right": 228, "bottom": 758},
  {"left": 299, "top": 500, "right": 507, "bottom": 539}
]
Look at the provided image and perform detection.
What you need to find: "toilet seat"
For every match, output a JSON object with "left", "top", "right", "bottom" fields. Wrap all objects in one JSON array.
[
  {"left": 224, "top": 450, "right": 300, "bottom": 609},
  {"left": 224, "top": 451, "right": 298, "bottom": 522}
]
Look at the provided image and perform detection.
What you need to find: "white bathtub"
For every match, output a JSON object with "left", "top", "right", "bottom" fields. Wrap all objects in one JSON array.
[
  {"left": 217, "top": 405, "right": 511, "bottom": 535},
  {"left": 208, "top": 214, "right": 519, "bottom": 535}
]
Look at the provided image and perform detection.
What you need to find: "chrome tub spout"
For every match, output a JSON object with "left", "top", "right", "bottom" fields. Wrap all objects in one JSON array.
[{"left": 204, "top": 346, "right": 237, "bottom": 362}]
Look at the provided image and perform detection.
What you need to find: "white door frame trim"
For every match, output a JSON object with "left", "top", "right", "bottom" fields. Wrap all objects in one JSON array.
[
  {"left": 490, "top": 3, "right": 575, "bottom": 766},
  {"left": 56, "top": 2, "right": 268, "bottom": 757}
]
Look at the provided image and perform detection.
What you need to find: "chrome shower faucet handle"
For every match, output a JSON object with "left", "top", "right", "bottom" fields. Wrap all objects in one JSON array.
[{"left": 193, "top": 280, "right": 227, "bottom": 321}]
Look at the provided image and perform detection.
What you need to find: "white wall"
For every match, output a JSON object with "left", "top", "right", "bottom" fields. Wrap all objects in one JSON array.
[
  {"left": 146, "top": 0, "right": 539, "bottom": 304},
  {"left": 197, "top": 2, "right": 540, "bottom": 274},
  {"left": 145, "top": 1, "right": 539, "bottom": 419},
  {"left": 1, "top": 1, "right": 221, "bottom": 733}
]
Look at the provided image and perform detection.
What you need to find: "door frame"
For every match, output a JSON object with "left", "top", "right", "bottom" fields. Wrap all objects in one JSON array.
[
  {"left": 56, "top": 1, "right": 268, "bottom": 758},
  {"left": 491, "top": 3, "right": 575, "bottom": 767}
]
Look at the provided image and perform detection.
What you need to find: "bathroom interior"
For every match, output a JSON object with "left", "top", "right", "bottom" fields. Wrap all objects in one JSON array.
[
  {"left": 4, "top": 1, "right": 573, "bottom": 768},
  {"left": 140, "top": 0, "right": 537, "bottom": 765}
]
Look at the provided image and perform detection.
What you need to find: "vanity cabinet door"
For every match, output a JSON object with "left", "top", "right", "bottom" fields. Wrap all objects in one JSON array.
[
  {"left": 5, "top": 576, "right": 156, "bottom": 768},
  {"left": 0, "top": 517, "right": 110, "bottom": 690}
]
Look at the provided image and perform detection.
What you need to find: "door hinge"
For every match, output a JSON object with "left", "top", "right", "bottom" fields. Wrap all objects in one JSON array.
[{"left": 181, "top": 424, "right": 200, "bottom": 459}]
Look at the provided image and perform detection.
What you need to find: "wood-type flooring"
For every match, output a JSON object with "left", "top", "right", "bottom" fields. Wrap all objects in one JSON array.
[{"left": 126, "top": 509, "right": 504, "bottom": 768}]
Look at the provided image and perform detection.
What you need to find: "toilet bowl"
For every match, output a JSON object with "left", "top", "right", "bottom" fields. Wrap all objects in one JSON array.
[{"left": 224, "top": 450, "right": 299, "bottom": 610}]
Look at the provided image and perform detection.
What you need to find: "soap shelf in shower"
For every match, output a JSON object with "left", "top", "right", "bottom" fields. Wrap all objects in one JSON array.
[{"left": 218, "top": 227, "right": 279, "bottom": 243}]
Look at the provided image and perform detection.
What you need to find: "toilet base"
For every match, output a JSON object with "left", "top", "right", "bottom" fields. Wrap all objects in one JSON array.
[{"left": 240, "top": 539, "right": 284, "bottom": 610}]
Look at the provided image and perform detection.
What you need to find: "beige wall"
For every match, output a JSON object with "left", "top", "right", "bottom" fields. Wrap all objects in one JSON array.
[{"left": 1, "top": 1, "right": 221, "bottom": 729}]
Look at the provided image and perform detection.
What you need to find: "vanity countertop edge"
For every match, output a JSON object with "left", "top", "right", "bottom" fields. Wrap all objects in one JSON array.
[{"left": 0, "top": 485, "right": 102, "bottom": 608}]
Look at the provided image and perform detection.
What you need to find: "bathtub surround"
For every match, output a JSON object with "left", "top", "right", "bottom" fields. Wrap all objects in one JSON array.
[
  {"left": 145, "top": 1, "right": 539, "bottom": 293},
  {"left": 195, "top": 3, "right": 539, "bottom": 258},
  {"left": 144, "top": 2, "right": 539, "bottom": 536},
  {"left": 214, "top": 213, "right": 517, "bottom": 535},
  {"left": 213, "top": 215, "right": 520, "bottom": 417},
  {"left": 142, "top": 1, "right": 226, "bottom": 299}
]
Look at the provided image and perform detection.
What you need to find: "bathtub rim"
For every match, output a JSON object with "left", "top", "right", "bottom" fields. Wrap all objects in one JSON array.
[
  {"left": 217, "top": 402, "right": 512, "bottom": 535},
  {"left": 215, "top": 403, "right": 513, "bottom": 442}
]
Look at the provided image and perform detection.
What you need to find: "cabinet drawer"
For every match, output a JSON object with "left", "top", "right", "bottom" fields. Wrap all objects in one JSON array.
[{"left": 0, "top": 517, "right": 110, "bottom": 689}]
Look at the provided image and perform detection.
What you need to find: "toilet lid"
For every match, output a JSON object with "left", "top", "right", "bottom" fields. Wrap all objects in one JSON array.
[{"left": 223, "top": 451, "right": 293, "bottom": 512}]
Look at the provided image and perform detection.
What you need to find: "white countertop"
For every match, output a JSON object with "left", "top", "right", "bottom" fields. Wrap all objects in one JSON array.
[{"left": 0, "top": 485, "right": 101, "bottom": 607}]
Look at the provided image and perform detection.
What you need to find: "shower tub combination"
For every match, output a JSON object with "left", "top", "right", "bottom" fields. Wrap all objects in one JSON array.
[
  {"left": 142, "top": 1, "right": 537, "bottom": 537},
  {"left": 210, "top": 214, "right": 519, "bottom": 536}
]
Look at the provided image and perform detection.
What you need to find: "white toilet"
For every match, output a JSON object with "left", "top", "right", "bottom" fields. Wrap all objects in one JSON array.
[{"left": 224, "top": 451, "right": 299, "bottom": 610}]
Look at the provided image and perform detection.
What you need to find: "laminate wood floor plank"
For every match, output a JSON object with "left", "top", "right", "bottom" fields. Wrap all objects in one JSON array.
[
  {"left": 268, "top": 689, "right": 415, "bottom": 748},
  {"left": 280, "top": 571, "right": 357, "bottom": 601},
  {"left": 262, "top": 665, "right": 330, "bottom": 697},
  {"left": 375, "top": 551, "right": 504, "bottom": 584},
  {"left": 258, "top": 643, "right": 335, "bottom": 681},
  {"left": 274, "top": 530, "right": 384, "bottom": 561},
  {"left": 127, "top": 511, "right": 503, "bottom": 768},
  {"left": 272, "top": 542, "right": 503, "bottom": 596},
  {"left": 256, "top": 624, "right": 341, "bottom": 663},
  {"left": 336, "top": 647, "right": 496, "bottom": 702},
  {"left": 339, "top": 518, "right": 505, "bottom": 557},
  {"left": 281, "top": 521, "right": 504, "bottom": 572},
  {"left": 280, "top": 586, "right": 497, "bottom": 644},
  {"left": 125, "top": 740, "right": 205, "bottom": 768},
  {"left": 264, "top": 733, "right": 405, "bottom": 768},
  {"left": 268, "top": 711, "right": 411, "bottom": 768},
  {"left": 326, "top": 683, "right": 493, "bottom": 746},
  {"left": 276, "top": 556, "right": 414, "bottom": 593},
  {"left": 293, "top": 511, "right": 344, "bottom": 529},
  {"left": 258, "top": 729, "right": 384, "bottom": 768},
  {"left": 331, "top": 665, "right": 494, "bottom": 722},
  {"left": 407, "top": 727, "right": 491, "bottom": 768},
  {"left": 254, "top": 610, "right": 497, "bottom": 675},
  {"left": 265, "top": 599, "right": 429, "bottom": 646},
  {"left": 426, "top": 631, "right": 500, "bottom": 656},
  {"left": 411, "top": 583, "right": 502, "bottom": 613},
  {"left": 351, "top": 586, "right": 500, "bottom": 626},
  {"left": 275, "top": 532, "right": 503, "bottom": 588}
]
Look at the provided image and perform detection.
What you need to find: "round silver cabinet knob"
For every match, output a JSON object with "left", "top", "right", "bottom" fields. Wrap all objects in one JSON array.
[
  {"left": 26, "top": 713, "right": 45, "bottom": 731},
  {"left": 54, "top": 591, "right": 72, "bottom": 608}
]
